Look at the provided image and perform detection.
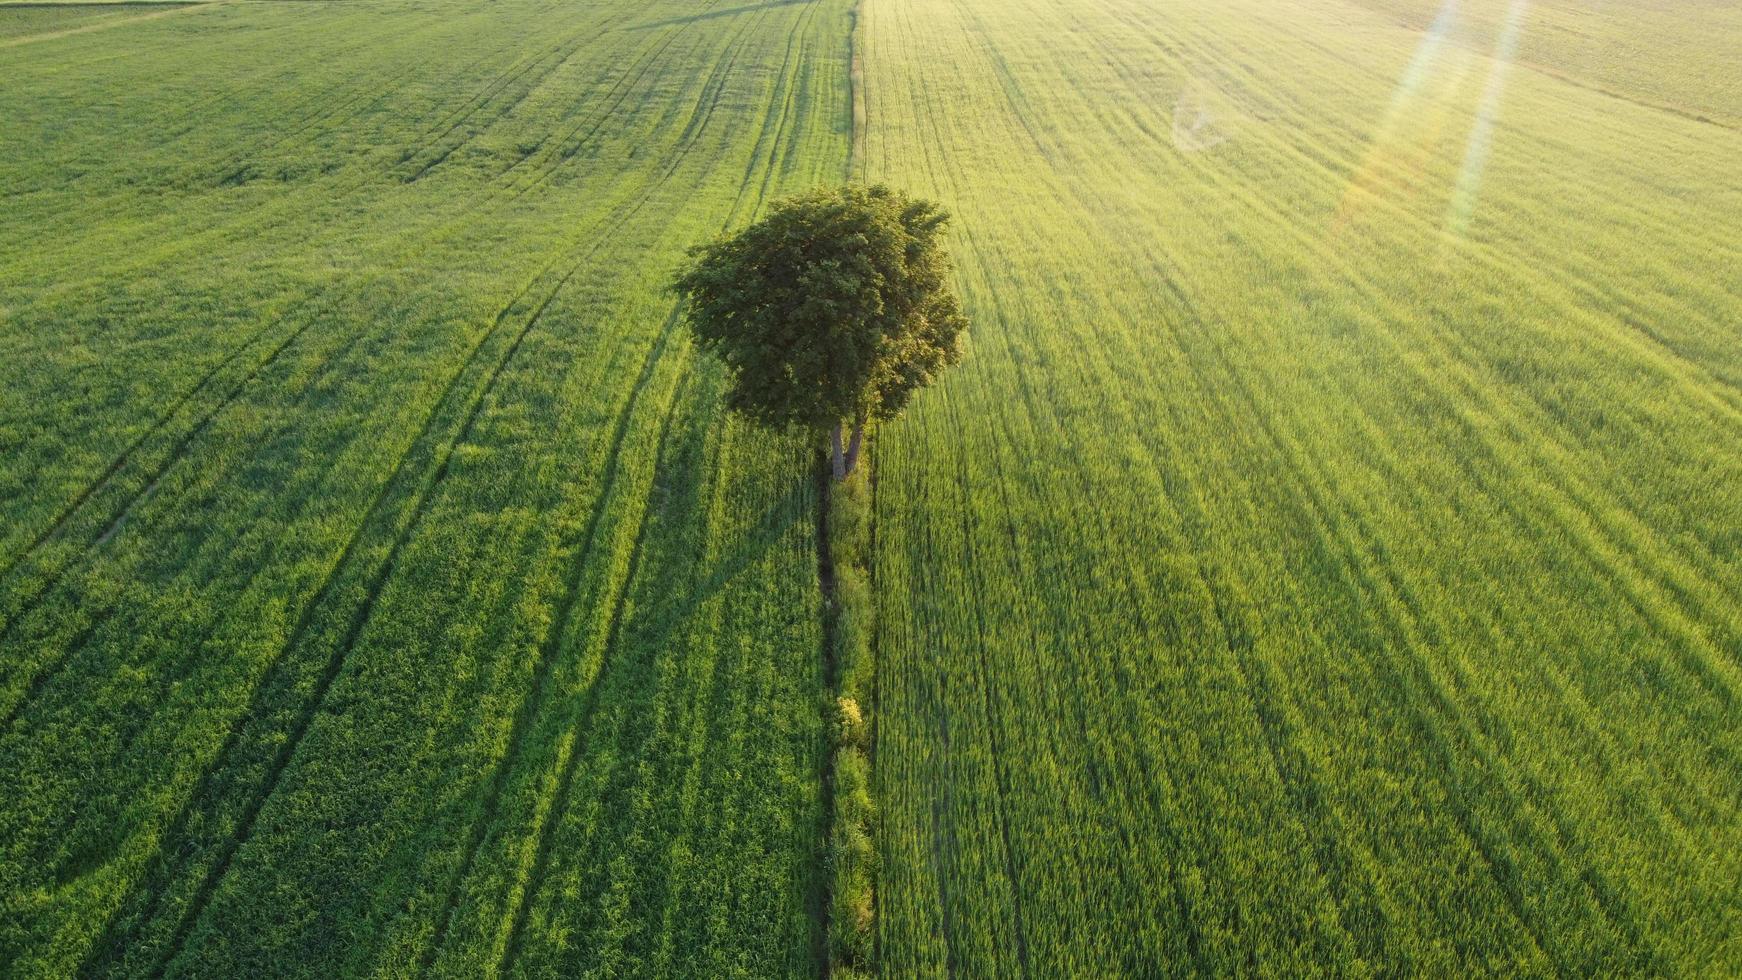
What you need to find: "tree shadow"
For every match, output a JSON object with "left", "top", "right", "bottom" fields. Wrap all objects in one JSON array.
[{"left": 637, "top": 478, "right": 810, "bottom": 641}]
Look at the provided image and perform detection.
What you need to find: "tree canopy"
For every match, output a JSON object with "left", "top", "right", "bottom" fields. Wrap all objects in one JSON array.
[{"left": 673, "top": 184, "right": 968, "bottom": 478}]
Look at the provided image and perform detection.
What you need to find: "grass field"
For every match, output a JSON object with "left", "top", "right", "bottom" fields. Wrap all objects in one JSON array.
[
  {"left": 3, "top": 0, "right": 1739, "bottom": 976},
  {"left": 860, "top": 0, "right": 1742, "bottom": 974},
  {"left": 2, "top": 0, "right": 850, "bottom": 974}
]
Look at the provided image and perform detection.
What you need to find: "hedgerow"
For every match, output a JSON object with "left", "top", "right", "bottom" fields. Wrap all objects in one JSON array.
[{"left": 824, "top": 467, "right": 878, "bottom": 974}]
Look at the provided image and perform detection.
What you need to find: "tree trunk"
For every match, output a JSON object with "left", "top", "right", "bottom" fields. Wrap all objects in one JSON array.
[
  {"left": 831, "top": 421, "right": 847, "bottom": 482},
  {"left": 842, "top": 419, "right": 865, "bottom": 479}
]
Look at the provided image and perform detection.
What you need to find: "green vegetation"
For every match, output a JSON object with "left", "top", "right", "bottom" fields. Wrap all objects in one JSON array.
[
  {"left": 824, "top": 467, "right": 877, "bottom": 975},
  {"left": 5, "top": 0, "right": 1740, "bottom": 976},
  {"left": 674, "top": 184, "right": 966, "bottom": 481},
  {"left": 0, "top": 4, "right": 149, "bottom": 42},
  {"left": 860, "top": 0, "right": 1742, "bottom": 974},
  {"left": 1, "top": 0, "right": 852, "bottom": 974}
]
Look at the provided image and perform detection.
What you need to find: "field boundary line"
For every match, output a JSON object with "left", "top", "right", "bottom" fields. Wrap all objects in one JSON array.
[{"left": 812, "top": 450, "right": 839, "bottom": 979}]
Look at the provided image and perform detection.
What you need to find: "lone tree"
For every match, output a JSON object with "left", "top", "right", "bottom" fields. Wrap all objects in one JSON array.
[{"left": 673, "top": 184, "right": 968, "bottom": 480}]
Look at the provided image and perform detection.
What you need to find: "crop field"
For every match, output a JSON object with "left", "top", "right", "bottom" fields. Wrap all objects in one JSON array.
[
  {"left": 861, "top": 0, "right": 1741, "bottom": 974},
  {"left": 3, "top": 0, "right": 1739, "bottom": 977},
  {"left": 2, "top": 0, "right": 852, "bottom": 974}
]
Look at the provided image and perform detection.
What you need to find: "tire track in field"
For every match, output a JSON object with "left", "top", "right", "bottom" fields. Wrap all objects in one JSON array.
[
  {"left": 563, "top": 397, "right": 723, "bottom": 972},
  {"left": 0, "top": 1, "right": 655, "bottom": 626},
  {"left": 1119, "top": 245, "right": 1653, "bottom": 965},
  {"left": 1194, "top": 0, "right": 1742, "bottom": 267},
  {"left": 946, "top": 193, "right": 1233, "bottom": 973},
  {"left": 1274, "top": 234, "right": 1742, "bottom": 678},
  {"left": 23, "top": 0, "right": 787, "bottom": 967},
  {"left": 521, "top": 1, "right": 820, "bottom": 953},
  {"left": 0, "top": 8, "right": 406, "bottom": 199},
  {"left": 1064, "top": 5, "right": 1742, "bottom": 409},
  {"left": 15, "top": 0, "right": 641, "bottom": 289},
  {"left": 495, "top": 0, "right": 723, "bottom": 201},
  {"left": 12, "top": 0, "right": 637, "bottom": 289},
  {"left": 415, "top": 307, "right": 685, "bottom": 976},
  {"left": 3, "top": 0, "right": 723, "bottom": 737},
  {"left": 3, "top": 0, "right": 707, "bottom": 967},
  {"left": 1160, "top": 13, "right": 1742, "bottom": 415},
  {"left": 408, "top": 341, "right": 691, "bottom": 973},
  {"left": 878, "top": 64, "right": 1058, "bottom": 947},
  {"left": 1304, "top": 368, "right": 1721, "bottom": 955},
  {"left": 880, "top": 39, "right": 1121, "bottom": 972},
  {"left": 884, "top": 0, "right": 1728, "bottom": 967},
  {"left": 0, "top": 312, "right": 272, "bottom": 588},
  {"left": 993, "top": 200, "right": 1538, "bottom": 964},
  {"left": 1208, "top": 131, "right": 1742, "bottom": 689},
  {"left": 742, "top": 0, "right": 809, "bottom": 208},
  {"left": 862, "top": 12, "right": 973, "bottom": 967},
  {"left": 1248, "top": 492, "right": 1572, "bottom": 971},
  {"left": 887, "top": 10, "right": 1379, "bottom": 959},
  {"left": 474, "top": 2, "right": 708, "bottom": 194},
  {"left": 635, "top": 415, "right": 746, "bottom": 974},
  {"left": 0, "top": 295, "right": 333, "bottom": 644},
  {"left": 1192, "top": 232, "right": 1695, "bottom": 961},
  {"left": 129, "top": 8, "right": 758, "bottom": 955},
  {"left": 88, "top": 155, "right": 661, "bottom": 957},
  {"left": 72, "top": 257, "right": 575, "bottom": 977},
  {"left": 1058, "top": 8, "right": 1742, "bottom": 685},
  {"left": 493, "top": 362, "right": 694, "bottom": 977},
  {"left": 19, "top": 5, "right": 452, "bottom": 200},
  {"left": 1148, "top": 247, "right": 1665, "bottom": 970},
  {"left": 90, "top": 224, "right": 663, "bottom": 963},
  {"left": 1200, "top": 565, "right": 1390, "bottom": 968},
  {"left": 0, "top": 294, "right": 384, "bottom": 739},
  {"left": 21, "top": 2, "right": 602, "bottom": 283},
  {"left": 429, "top": 4, "right": 809, "bottom": 967},
  {"left": 0, "top": 612, "right": 111, "bottom": 736},
  {"left": 544, "top": 8, "right": 831, "bottom": 961},
  {"left": 17, "top": 0, "right": 668, "bottom": 409},
  {"left": 423, "top": 0, "right": 760, "bottom": 934},
  {"left": 915, "top": 493, "right": 961, "bottom": 980},
  {"left": 476, "top": 3, "right": 814, "bottom": 964},
  {"left": 140, "top": 222, "right": 634, "bottom": 975},
  {"left": 954, "top": 265, "right": 1223, "bottom": 975},
  {"left": 938, "top": 390, "right": 1033, "bottom": 980},
  {"left": 1054, "top": 248, "right": 1387, "bottom": 966},
  {"left": 394, "top": 14, "right": 612, "bottom": 185},
  {"left": 0, "top": 292, "right": 402, "bottom": 740}
]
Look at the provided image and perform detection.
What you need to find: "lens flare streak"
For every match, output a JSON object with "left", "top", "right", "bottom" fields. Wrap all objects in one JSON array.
[{"left": 1447, "top": 0, "right": 1532, "bottom": 236}]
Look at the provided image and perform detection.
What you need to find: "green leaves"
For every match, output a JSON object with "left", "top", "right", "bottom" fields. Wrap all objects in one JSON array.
[{"left": 673, "top": 184, "right": 968, "bottom": 433}]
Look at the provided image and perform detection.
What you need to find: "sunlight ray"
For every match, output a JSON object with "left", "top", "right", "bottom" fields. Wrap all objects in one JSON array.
[{"left": 1446, "top": 0, "right": 1532, "bottom": 237}]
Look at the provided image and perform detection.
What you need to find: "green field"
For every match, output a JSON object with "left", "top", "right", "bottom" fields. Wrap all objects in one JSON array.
[
  {"left": 3, "top": 0, "right": 1739, "bottom": 976},
  {"left": 861, "top": 0, "right": 1742, "bottom": 972}
]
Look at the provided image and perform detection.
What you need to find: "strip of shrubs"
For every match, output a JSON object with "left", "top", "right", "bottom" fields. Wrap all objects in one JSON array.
[{"left": 828, "top": 468, "right": 877, "bottom": 975}]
